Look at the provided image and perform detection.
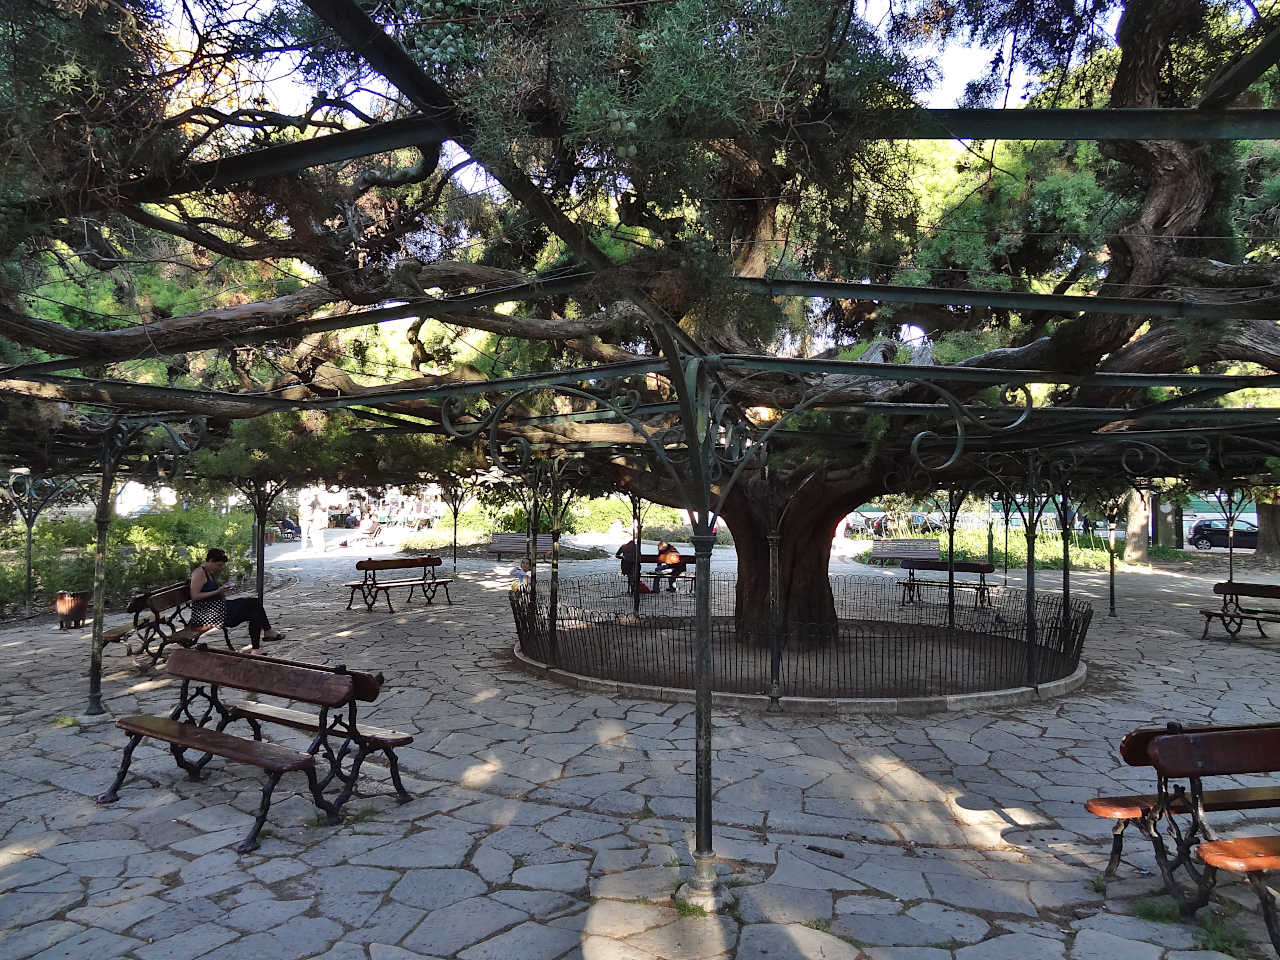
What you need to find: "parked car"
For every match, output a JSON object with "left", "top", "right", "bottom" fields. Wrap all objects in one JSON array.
[{"left": 1188, "top": 518, "right": 1258, "bottom": 550}]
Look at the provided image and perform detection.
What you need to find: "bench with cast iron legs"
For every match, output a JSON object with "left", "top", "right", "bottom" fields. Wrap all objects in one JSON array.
[
  {"left": 102, "top": 582, "right": 232, "bottom": 666},
  {"left": 345, "top": 555, "right": 453, "bottom": 613},
  {"left": 1150, "top": 726, "right": 1280, "bottom": 954},
  {"left": 899, "top": 558, "right": 995, "bottom": 606},
  {"left": 204, "top": 646, "right": 415, "bottom": 808},
  {"left": 487, "top": 532, "right": 553, "bottom": 559},
  {"left": 869, "top": 538, "right": 939, "bottom": 566},
  {"left": 1200, "top": 581, "right": 1280, "bottom": 639},
  {"left": 97, "top": 647, "right": 351, "bottom": 853},
  {"left": 1085, "top": 721, "right": 1280, "bottom": 908}
]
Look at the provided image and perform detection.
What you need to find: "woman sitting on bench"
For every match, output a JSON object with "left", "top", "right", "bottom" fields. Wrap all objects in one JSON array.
[
  {"left": 656, "top": 541, "right": 687, "bottom": 591},
  {"left": 190, "top": 548, "right": 285, "bottom": 648}
]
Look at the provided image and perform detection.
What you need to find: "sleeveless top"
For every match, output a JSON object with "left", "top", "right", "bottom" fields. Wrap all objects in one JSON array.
[{"left": 189, "top": 567, "right": 227, "bottom": 627}]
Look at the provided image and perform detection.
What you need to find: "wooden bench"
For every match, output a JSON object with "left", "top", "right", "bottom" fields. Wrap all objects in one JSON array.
[
  {"left": 1150, "top": 726, "right": 1280, "bottom": 945},
  {"left": 345, "top": 556, "right": 452, "bottom": 613},
  {"left": 1086, "top": 721, "right": 1280, "bottom": 905},
  {"left": 1201, "top": 581, "right": 1280, "bottom": 639},
  {"left": 202, "top": 647, "right": 414, "bottom": 808},
  {"left": 899, "top": 558, "right": 995, "bottom": 606},
  {"left": 102, "top": 582, "right": 232, "bottom": 666},
  {"left": 487, "top": 532, "right": 553, "bottom": 559},
  {"left": 618, "top": 551, "right": 695, "bottom": 594},
  {"left": 869, "top": 538, "right": 939, "bottom": 566},
  {"left": 97, "top": 647, "right": 348, "bottom": 853}
]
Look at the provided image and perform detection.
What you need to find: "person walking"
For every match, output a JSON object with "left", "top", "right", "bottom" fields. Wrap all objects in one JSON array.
[{"left": 305, "top": 494, "right": 328, "bottom": 553}]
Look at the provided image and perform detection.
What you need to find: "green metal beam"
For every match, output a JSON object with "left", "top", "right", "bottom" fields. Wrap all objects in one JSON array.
[
  {"left": 837, "top": 108, "right": 1280, "bottom": 141},
  {"left": 733, "top": 277, "right": 1280, "bottom": 320},
  {"left": 717, "top": 354, "right": 1280, "bottom": 391}
]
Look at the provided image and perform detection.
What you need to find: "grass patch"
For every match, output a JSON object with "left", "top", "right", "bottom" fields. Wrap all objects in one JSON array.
[
  {"left": 1134, "top": 896, "right": 1182, "bottom": 924},
  {"left": 1197, "top": 915, "right": 1249, "bottom": 958},
  {"left": 674, "top": 897, "right": 708, "bottom": 918},
  {"left": 344, "top": 806, "right": 380, "bottom": 824},
  {"left": 1089, "top": 874, "right": 1108, "bottom": 894},
  {"left": 639, "top": 802, "right": 656, "bottom": 818},
  {"left": 52, "top": 715, "right": 79, "bottom": 728},
  {"left": 803, "top": 918, "right": 831, "bottom": 933}
]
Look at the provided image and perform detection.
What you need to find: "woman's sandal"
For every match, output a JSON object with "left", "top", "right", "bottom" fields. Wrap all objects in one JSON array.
[{"left": 262, "top": 630, "right": 286, "bottom": 642}]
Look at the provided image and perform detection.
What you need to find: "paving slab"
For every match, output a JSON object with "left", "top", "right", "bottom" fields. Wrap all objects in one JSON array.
[{"left": 3, "top": 555, "right": 1280, "bottom": 960}]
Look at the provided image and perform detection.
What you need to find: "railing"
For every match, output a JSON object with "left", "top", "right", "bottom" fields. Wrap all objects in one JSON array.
[{"left": 510, "top": 573, "right": 1091, "bottom": 700}]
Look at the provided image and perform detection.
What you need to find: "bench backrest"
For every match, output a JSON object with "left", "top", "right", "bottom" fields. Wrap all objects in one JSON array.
[
  {"left": 202, "top": 646, "right": 383, "bottom": 701},
  {"left": 1214, "top": 581, "right": 1280, "bottom": 599},
  {"left": 1119, "top": 720, "right": 1280, "bottom": 766},
  {"left": 166, "top": 648, "right": 354, "bottom": 707},
  {"left": 491, "top": 532, "right": 553, "bottom": 551},
  {"left": 871, "top": 538, "right": 939, "bottom": 560},
  {"left": 356, "top": 556, "right": 441, "bottom": 572},
  {"left": 125, "top": 581, "right": 190, "bottom": 615},
  {"left": 1149, "top": 727, "right": 1280, "bottom": 779},
  {"left": 900, "top": 558, "right": 994, "bottom": 574}
]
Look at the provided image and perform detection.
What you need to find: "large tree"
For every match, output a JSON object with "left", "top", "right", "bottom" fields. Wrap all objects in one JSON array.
[{"left": 3, "top": 0, "right": 1279, "bottom": 633}]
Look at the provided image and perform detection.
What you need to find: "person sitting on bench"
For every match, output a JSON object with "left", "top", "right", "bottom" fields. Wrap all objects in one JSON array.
[
  {"left": 190, "top": 548, "right": 285, "bottom": 648},
  {"left": 656, "top": 541, "right": 686, "bottom": 591},
  {"left": 280, "top": 515, "right": 302, "bottom": 538}
]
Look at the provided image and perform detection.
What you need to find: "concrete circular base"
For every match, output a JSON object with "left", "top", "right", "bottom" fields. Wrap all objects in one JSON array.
[{"left": 512, "top": 646, "right": 1088, "bottom": 714}]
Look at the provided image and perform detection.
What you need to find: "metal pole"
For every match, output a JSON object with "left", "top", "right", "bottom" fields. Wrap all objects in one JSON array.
[
  {"left": 690, "top": 524, "right": 717, "bottom": 894},
  {"left": 548, "top": 469, "right": 560, "bottom": 669},
  {"left": 1024, "top": 456, "right": 1039, "bottom": 688},
  {"left": 23, "top": 518, "right": 33, "bottom": 619},
  {"left": 946, "top": 487, "right": 956, "bottom": 630},
  {"left": 452, "top": 500, "right": 459, "bottom": 574},
  {"left": 1108, "top": 519, "right": 1117, "bottom": 617},
  {"left": 1003, "top": 505, "right": 1010, "bottom": 586},
  {"left": 87, "top": 450, "right": 116, "bottom": 715},
  {"left": 254, "top": 498, "right": 267, "bottom": 604},
  {"left": 767, "top": 530, "right": 782, "bottom": 711},
  {"left": 631, "top": 493, "right": 642, "bottom": 616}
]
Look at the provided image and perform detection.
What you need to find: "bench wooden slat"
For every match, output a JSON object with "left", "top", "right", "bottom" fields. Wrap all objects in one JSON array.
[
  {"left": 356, "top": 556, "right": 442, "bottom": 572},
  {"left": 870, "top": 538, "right": 939, "bottom": 562},
  {"left": 1198, "top": 836, "right": 1280, "bottom": 873},
  {"left": 226, "top": 700, "right": 414, "bottom": 747},
  {"left": 900, "top": 558, "right": 994, "bottom": 574},
  {"left": 362, "top": 576, "right": 454, "bottom": 589},
  {"left": 1214, "top": 581, "right": 1280, "bottom": 600},
  {"left": 201, "top": 647, "right": 384, "bottom": 702},
  {"left": 115, "top": 715, "right": 315, "bottom": 772},
  {"left": 1149, "top": 728, "right": 1280, "bottom": 779},
  {"left": 488, "top": 533, "right": 553, "bottom": 556},
  {"left": 1117, "top": 721, "right": 1280, "bottom": 766},
  {"left": 166, "top": 648, "right": 354, "bottom": 707},
  {"left": 1087, "top": 786, "right": 1280, "bottom": 820}
]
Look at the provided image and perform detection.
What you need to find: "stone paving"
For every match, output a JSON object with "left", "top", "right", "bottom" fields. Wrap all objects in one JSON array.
[{"left": 3, "top": 541, "right": 1280, "bottom": 959}]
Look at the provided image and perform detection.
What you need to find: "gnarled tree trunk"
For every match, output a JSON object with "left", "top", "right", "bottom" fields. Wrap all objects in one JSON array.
[
  {"left": 1256, "top": 497, "right": 1280, "bottom": 562},
  {"left": 721, "top": 475, "right": 873, "bottom": 646}
]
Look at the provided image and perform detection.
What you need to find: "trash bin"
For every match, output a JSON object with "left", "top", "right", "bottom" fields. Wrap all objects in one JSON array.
[{"left": 55, "top": 590, "right": 90, "bottom": 629}]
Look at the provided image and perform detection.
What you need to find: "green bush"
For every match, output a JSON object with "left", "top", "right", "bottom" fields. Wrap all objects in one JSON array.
[
  {"left": 0, "top": 505, "right": 256, "bottom": 617},
  {"left": 854, "top": 527, "right": 1185, "bottom": 571}
]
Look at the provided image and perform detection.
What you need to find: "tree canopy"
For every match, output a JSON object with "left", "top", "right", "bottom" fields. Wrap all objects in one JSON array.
[{"left": 4, "top": 0, "right": 1280, "bottom": 624}]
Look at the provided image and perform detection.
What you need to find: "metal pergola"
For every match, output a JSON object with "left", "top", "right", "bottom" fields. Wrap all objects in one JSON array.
[{"left": 4, "top": 0, "right": 1280, "bottom": 905}]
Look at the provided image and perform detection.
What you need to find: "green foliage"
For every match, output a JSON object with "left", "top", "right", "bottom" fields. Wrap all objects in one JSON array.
[
  {"left": 1134, "top": 897, "right": 1182, "bottom": 925},
  {"left": 0, "top": 505, "right": 254, "bottom": 617},
  {"left": 853, "top": 528, "right": 1181, "bottom": 571},
  {"left": 1196, "top": 914, "right": 1249, "bottom": 958}
]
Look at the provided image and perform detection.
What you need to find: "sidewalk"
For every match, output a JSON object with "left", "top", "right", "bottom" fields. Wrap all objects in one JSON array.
[{"left": 2, "top": 551, "right": 1278, "bottom": 958}]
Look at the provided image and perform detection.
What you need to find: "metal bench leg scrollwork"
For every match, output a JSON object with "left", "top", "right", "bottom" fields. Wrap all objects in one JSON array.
[{"left": 96, "top": 733, "right": 143, "bottom": 804}]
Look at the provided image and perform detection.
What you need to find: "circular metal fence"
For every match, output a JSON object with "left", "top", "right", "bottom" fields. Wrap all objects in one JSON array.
[{"left": 510, "top": 573, "right": 1091, "bottom": 700}]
